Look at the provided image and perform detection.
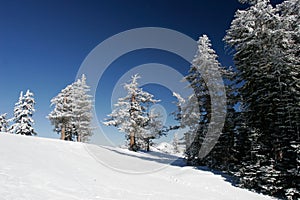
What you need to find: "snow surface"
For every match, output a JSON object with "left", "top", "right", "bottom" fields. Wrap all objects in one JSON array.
[{"left": 0, "top": 133, "right": 274, "bottom": 200}]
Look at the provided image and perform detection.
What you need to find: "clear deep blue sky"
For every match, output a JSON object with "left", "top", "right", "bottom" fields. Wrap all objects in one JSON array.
[{"left": 0, "top": 0, "right": 282, "bottom": 145}]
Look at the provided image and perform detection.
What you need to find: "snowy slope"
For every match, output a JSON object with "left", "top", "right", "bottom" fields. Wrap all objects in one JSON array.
[{"left": 0, "top": 133, "right": 274, "bottom": 200}]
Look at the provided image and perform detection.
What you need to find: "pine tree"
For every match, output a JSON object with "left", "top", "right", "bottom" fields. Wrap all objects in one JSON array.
[
  {"left": 181, "top": 35, "right": 227, "bottom": 165},
  {"left": 48, "top": 84, "right": 74, "bottom": 140},
  {"left": 71, "top": 74, "right": 93, "bottom": 142},
  {"left": 103, "top": 74, "right": 162, "bottom": 151},
  {"left": 225, "top": 0, "right": 282, "bottom": 195},
  {"left": 224, "top": 0, "right": 300, "bottom": 198},
  {"left": 0, "top": 113, "right": 8, "bottom": 132},
  {"left": 171, "top": 92, "right": 187, "bottom": 151},
  {"left": 172, "top": 92, "right": 199, "bottom": 163},
  {"left": 207, "top": 68, "right": 239, "bottom": 173},
  {"left": 141, "top": 109, "right": 164, "bottom": 151},
  {"left": 9, "top": 90, "right": 36, "bottom": 136},
  {"left": 170, "top": 34, "right": 239, "bottom": 175},
  {"left": 48, "top": 75, "right": 93, "bottom": 142},
  {"left": 9, "top": 92, "right": 23, "bottom": 134},
  {"left": 238, "top": 0, "right": 258, "bottom": 4},
  {"left": 275, "top": 1, "right": 300, "bottom": 198}
]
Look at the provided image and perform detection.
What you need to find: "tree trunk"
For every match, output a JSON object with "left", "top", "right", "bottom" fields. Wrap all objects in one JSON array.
[
  {"left": 77, "top": 134, "right": 81, "bottom": 142},
  {"left": 129, "top": 94, "right": 137, "bottom": 151},
  {"left": 61, "top": 124, "right": 66, "bottom": 140},
  {"left": 146, "top": 139, "right": 150, "bottom": 151},
  {"left": 129, "top": 132, "right": 136, "bottom": 151},
  {"left": 61, "top": 96, "right": 67, "bottom": 140}
]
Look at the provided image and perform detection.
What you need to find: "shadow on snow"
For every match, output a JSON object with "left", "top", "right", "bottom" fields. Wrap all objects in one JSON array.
[{"left": 101, "top": 146, "right": 238, "bottom": 186}]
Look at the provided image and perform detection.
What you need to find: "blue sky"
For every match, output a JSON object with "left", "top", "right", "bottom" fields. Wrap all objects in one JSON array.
[{"left": 0, "top": 0, "right": 282, "bottom": 145}]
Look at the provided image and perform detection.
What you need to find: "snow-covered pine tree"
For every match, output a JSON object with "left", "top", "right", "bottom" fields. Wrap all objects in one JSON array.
[
  {"left": 238, "top": 0, "right": 258, "bottom": 5},
  {"left": 9, "top": 90, "right": 36, "bottom": 136},
  {"left": 225, "top": 0, "right": 283, "bottom": 196},
  {"left": 71, "top": 74, "right": 93, "bottom": 142},
  {"left": 48, "top": 75, "right": 93, "bottom": 142},
  {"left": 171, "top": 92, "right": 187, "bottom": 151},
  {"left": 140, "top": 108, "right": 164, "bottom": 151},
  {"left": 0, "top": 113, "right": 8, "bottom": 132},
  {"left": 224, "top": 0, "right": 300, "bottom": 198},
  {"left": 103, "top": 74, "right": 161, "bottom": 151},
  {"left": 182, "top": 35, "right": 227, "bottom": 166},
  {"left": 275, "top": 1, "right": 300, "bottom": 198},
  {"left": 48, "top": 84, "right": 74, "bottom": 140},
  {"left": 207, "top": 67, "right": 239, "bottom": 173},
  {"left": 172, "top": 92, "right": 199, "bottom": 163},
  {"left": 9, "top": 92, "right": 23, "bottom": 134}
]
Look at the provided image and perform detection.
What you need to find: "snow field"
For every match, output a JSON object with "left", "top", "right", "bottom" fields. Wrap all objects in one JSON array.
[{"left": 0, "top": 133, "right": 274, "bottom": 200}]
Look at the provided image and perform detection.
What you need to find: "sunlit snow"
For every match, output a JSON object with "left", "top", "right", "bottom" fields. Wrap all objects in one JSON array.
[{"left": 0, "top": 133, "right": 274, "bottom": 200}]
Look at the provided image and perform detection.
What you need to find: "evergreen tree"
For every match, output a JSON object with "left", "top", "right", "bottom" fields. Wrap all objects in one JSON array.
[
  {"left": 206, "top": 68, "right": 239, "bottom": 173},
  {"left": 171, "top": 92, "right": 188, "bottom": 151},
  {"left": 225, "top": 0, "right": 281, "bottom": 195},
  {"left": 181, "top": 35, "right": 227, "bottom": 165},
  {"left": 9, "top": 90, "right": 36, "bottom": 136},
  {"left": 276, "top": 1, "right": 300, "bottom": 198},
  {"left": 71, "top": 74, "right": 93, "bottom": 142},
  {"left": 170, "top": 36, "right": 239, "bottom": 173},
  {"left": 103, "top": 74, "right": 162, "bottom": 151},
  {"left": 238, "top": 0, "right": 258, "bottom": 4},
  {"left": 48, "top": 84, "right": 74, "bottom": 140},
  {"left": 172, "top": 92, "right": 199, "bottom": 163},
  {"left": 48, "top": 75, "right": 93, "bottom": 142},
  {"left": 0, "top": 113, "right": 8, "bottom": 132},
  {"left": 141, "top": 109, "right": 164, "bottom": 151},
  {"left": 224, "top": 0, "right": 300, "bottom": 198}
]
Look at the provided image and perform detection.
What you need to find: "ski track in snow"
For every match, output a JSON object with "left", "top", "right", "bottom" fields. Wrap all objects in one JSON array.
[{"left": 0, "top": 133, "right": 275, "bottom": 200}]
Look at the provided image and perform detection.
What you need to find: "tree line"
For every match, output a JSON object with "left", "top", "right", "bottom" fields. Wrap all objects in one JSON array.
[
  {"left": 0, "top": 74, "right": 93, "bottom": 143},
  {"left": 169, "top": 0, "right": 299, "bottom": 199}
]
